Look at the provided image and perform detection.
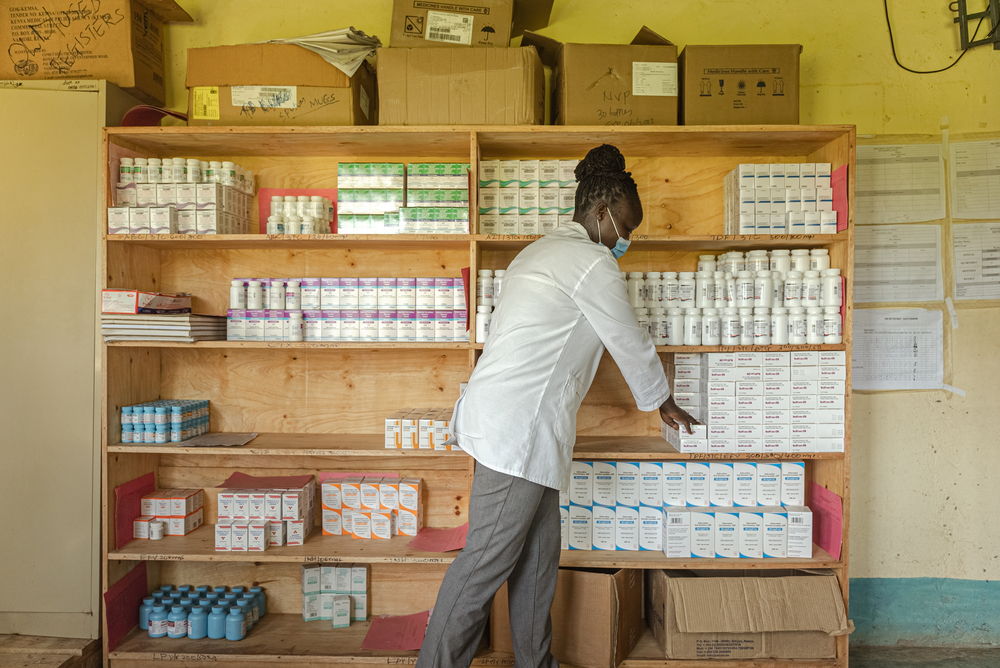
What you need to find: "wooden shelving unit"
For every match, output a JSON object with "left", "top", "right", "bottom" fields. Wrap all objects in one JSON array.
[{"left": 101, "top": 125, "right": 855, "bottom": 667}]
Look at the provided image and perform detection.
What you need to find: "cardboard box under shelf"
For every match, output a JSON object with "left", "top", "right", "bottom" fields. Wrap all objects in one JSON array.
[
  {"left": 389, "top": 0, "right": 553, "bottom": 48},
  {"left": 0, "top": 0, "right": 192, "bottom": 105},
  {"left": 524, "top": 26, "right": 678, "bottom": 126},
  {"left": 679, "top": 44, "right": 802, "bottom": 125},
  {"left": 491, "top": 567, "right": 642, "bottom": 668},
  {"left": 376, "top": 46, "right": 543, "bottom": 125},
  {"left": 645, "top": 569, "right": 851, "bottom": 660},
  {"left": 186, "top": 43, "right": 376, "bottom": 126}
]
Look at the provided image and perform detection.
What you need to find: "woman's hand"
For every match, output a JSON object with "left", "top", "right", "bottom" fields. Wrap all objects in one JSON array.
[{"left": 659, "top": 396, "right": 700, "bottom": 434}]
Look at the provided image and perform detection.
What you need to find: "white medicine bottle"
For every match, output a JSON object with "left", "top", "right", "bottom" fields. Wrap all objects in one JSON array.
[
  {"left": 695, "top": 272, "right": 714, "bottom": 309},
  {"left": 771, "top": 270, "right": 785, "bottom": 305},
  {"left": 285, "top": 280, "right": 302, "bottom": 310},
  {"left": 810, "top": 248, "right": 831, "bottom": 271},
  {"left": 806, "top": 307, "right": 824, "bottom": 344},
  {"left": 735, "top": 271, "right": 755, "bottom": 308},
  {"left": 784, "top": 271, "right": 803, "bottom": 307},
  {"left": 133, "top": 157, "right": 148, "bottom": 183},
  {"left": 662, "top": 272, "right": 679, "bottom": 304},
  {"left": 713, "top": 271, "right": 727, "bottom": 308},
  {"left": 677, "top": 272, "right": 696, "bottom": 304},
  {"left": 771, "top": 306, "right": 789, "bottom": 344},
  {"left": 753, "top": 307, "right": 771, "bottom": 344},
  {"left": 475, "top": 305, "right": 492, "bottom": 343},
  {"left": 787, "top": 307, "right": 807, "bottom": 344},
  {"left": 666, "top": 308, "right": 685, "bottom": 346},
  {"left": 651, "top": 308, "right": 668, "bottom": 345},
  {"left": 627, "top": 272, "right": 646, "bottom": 308},
  {"left": 697, "top": 254, "right": 717, "bottom": 273},
  {"left": 493, "top": 270, "right": 507, "bottom": 300},
  {"left": 147, "top": 157, "right": 162, "bottom": 183},
  {"left": 746, "top": 250, "right": 770, "bottom": 273},
  {"left": 645, "top": 272, "right": 662, "bottom": 307},
  {"left": 246, "top": 280, "right": 263, "bottom": 310},
  {"left": 702, "top": 308, "right": 721, "bottom": 345},
  {"left": 823, "top": 306, "right": 843, "bottom": 343},
  {"left": 738, "top": 307, "right": 754, "bottom": 345},
  {"left": 802, "top": 270, "right": 822, "bottom": 307},
  {"left": 229, "top": 280, "right": 246, "bottom": 309},
  {"left": 754, "top": 270, "right": 774, "bottom": 308},
  {"left": 683, "top": 308, "right": 702, "bottom": 346},
  {"left": 119, "top": 157, "right": 134, "bottom": 184},
  {"left": 770, "top": 249, "right": 791, "bottom": 275},
  {"left": 790, "top": 248, "right": 811, "bottom": 273},
  {"left": 822, "top": 268, "right": 842, "bottom": 307},
  {"left": 477, "top": 270, "right": 494, "bottom": 303},
  {"left": 721, "top": 307, "right": 741, "bottom": 344}
]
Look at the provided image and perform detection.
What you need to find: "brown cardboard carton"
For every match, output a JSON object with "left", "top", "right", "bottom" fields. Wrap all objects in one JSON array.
[
  {"left": 390, "top": 0, "right": 553, "bottom": 48},
  {"left": 185, "top": 43, "right": 376, "bottom": 126},
  {"left": 377, "top": 46, "right": 542, "bottom": 125},
  {"left": 0, "top": 0, "right": 192, "bottom": 105},
  {"left": 679, "top": 44, "right": 802, "bottom": 125},
  {"left": 491, "top": 568, "right": 643, "bottom": 668},
  {"left": 524, "top": 26, "right": 678, "bottom": 126},
  {"left": 646, "top": 569, "right": 852, "bottom": 660}
]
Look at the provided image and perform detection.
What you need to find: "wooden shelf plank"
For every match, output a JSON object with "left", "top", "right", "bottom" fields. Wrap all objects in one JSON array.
[
  {"left": 108, "top": 433, "right": 842, "bottom": 461},
  {"left": 109, "top": 525, "right": 838, "bottom": 569},
  {"left": 475, "top": 233, "right": 848, "bottom": 250},
  {"left": 105, "top": 341, "right": 472, "bottom": 350},
  {"left": 105, "top": 234, "right": 474, "bottom": 249},
  {"left": 473, "top": 343, "right": 847, "bottom": 352}
]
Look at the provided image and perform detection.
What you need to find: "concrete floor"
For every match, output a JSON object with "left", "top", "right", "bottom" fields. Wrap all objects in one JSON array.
[{"left": 852, "top": 646, "right": 1000, "bottom": 667}]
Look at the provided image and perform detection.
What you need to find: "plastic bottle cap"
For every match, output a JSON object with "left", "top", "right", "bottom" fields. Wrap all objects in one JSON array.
[
  {"left": 756, "top": 270, "right": 771, "bottom": 277},
  {"left": 628, "top": 272, "right": 644, "bottom": 278}
]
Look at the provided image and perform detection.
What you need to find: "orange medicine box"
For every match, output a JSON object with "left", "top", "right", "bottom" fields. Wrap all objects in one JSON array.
[
  {"left": 322, "top": 508, "right": 343, "bottom": 536},
  {"left": 341, "top": 478, "right": 363, "bottom": 509},
  {"left": 360, "top": 477, "right": 382, "bottom": 510},
  {"left": 379, "top": 480, "right": 399, "bottom": 510},
  {"left": 351, "top": 510, "right": 372, "bottom": 540},
  {"left": 321, "top": 480, "right": 342, "bottom": 510}
]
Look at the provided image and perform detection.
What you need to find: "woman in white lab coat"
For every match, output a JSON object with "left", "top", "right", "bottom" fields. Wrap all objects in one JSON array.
[{"left": 417, "top": 145, "right": 698, "bottom": 668}]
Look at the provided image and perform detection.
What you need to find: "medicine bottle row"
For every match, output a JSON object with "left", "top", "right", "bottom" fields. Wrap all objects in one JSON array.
[
  {"left": 633, "top": 304, "right": 842, "bottom": 346},
  {"left": 120, "top": 400, "right": 209, "bottom": 443},
  {"left": 266, "top": 194, "right": 333, "bottom": 234},
  {"left": 229, "top": 277, "right": 467, "bottom": 312},
  {"left": 120, "top": 157, "right": 254, "bottom": 193},
  {"left": 301, "top": 564, "right": 369, "bottom": 626},
  {"left": 140, "top": 584, "right": 266, "bottom": 641},
  {"left": 474, "top": 269, "right": 508, "bottom": 343},
  {"left": 226, "top": 309, "right": 469, "bottom": 343}
]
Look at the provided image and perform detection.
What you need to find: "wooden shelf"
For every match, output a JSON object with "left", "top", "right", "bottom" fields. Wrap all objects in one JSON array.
[
  {"left": 105, "top": 234, "right": 475, "bottom": 249},
  {"left": 110, "top": 525, "right": 838, "bottom": 569},
  {"left": 473, "top": 343, "right": 847, "bottom": 353},
  {"left": 105, "top": 340, "right": 472, "bottom": 350},
  {"left": 109, "top": 618, "right": 839, "bottom": 666},
  {"left": 108, "top": 433, "right": 842, "bottom": 460},
  {"left": 475, "top": 233, "right": 848, "bottom": 250}
]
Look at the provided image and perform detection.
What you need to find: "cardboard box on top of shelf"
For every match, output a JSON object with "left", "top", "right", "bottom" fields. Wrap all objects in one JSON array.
[
  {"left": 389, "top": 0, "right": 554, "bottom": 48},
  {"left": 376, "top": 46, "right": 543, "bottom": 125},
  {"left": 491, "top": 568, "right": 643, "bottom": 668},
  {"left": 0, "top": 0, "right": 192, "bottom": 105},
  {"left": 645, "top": 569, "right": 852, "bottom": 660},
  {"left": 523, "top": 26, "right": 679, "bottom": 126},
  {"left": 185, "top": 43, "right": 376, "bottom": 126},
  {"left": 679, "top": 44, "right": 802, "bottom": 125}
]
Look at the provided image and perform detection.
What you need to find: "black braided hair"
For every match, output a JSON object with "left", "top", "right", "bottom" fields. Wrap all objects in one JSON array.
[{"left": 573, "top": 144, "right": 640, "bottom": 215}]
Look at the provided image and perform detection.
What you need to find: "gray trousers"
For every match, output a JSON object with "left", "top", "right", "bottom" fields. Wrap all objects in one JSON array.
[{"left": 416, "top": 463, "right": 561, "bottom": 668}]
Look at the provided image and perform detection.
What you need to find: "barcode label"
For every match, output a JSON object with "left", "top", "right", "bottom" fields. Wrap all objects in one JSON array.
[
  {"left": 791, "top": 516, "right": 804, "bottom": 524},
  {"left": 425, "top": 10, "right": 473, "bottom": 45},
  {"left": 428, "top": 29, "right": 463, "bottom": 42},
  {"left": 670, "top": 517, "right": 685, "bottom": 524}
]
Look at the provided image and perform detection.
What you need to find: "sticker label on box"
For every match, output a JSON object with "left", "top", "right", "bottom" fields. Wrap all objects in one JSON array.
[
  {"left": 191, "top": 87, "right": 220, "bottom": 120},
  {"left": 425, "top": 10, "right": 473, "bottom": 44},
  {"left": 632, "top": 62, "right": 678, "bottom": 96},
  {"left": 231, "top": 86, "right": 298, "bottom": 110}
]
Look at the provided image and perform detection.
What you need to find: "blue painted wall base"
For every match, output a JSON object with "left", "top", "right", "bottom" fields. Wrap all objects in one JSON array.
[{"left": 850, "top": 578, "right": 1000, "bottom": 647}]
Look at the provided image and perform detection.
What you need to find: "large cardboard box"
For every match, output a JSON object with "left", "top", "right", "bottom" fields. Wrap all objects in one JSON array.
[
  {"left": 186, "top": 44, "right": 376, "bottom": 126},
  {"left": 0, "top": 0, "right": 192, "bottom": 105},
  {"left": 377, "top": 46, "right": 543, "bottom": 125},
  {"left": 646, "top": 569, "right": 852, "bottom": 660},
  {"left": 491, "top": 568, "right": 643, "bottom": 668},
  {"left": 679, "top": 44, "right": 802, "bottom": 125},
  {"left": 390, "top": 0, "right": 553, "bottom": 48},
  {"left": 525, "top": 27, "right": 678, "bottom": 126}
]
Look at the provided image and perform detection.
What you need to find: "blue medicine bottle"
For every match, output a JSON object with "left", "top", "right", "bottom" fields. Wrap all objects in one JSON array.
[
  {"left": 225, "top": 607, "right": 246, "bottom": 641},
  {"left": 139, "top": 597, "right": 155, "bottom": 630},
  {"left": 187, "top": 606, "right": 208, "bottom": 639},
  {"left": 207, "top": 606, "right": 227, "bottom": 639},
  {"left": 148, "top": 605, "right": 168, "bottom": 638},
  {"left": 236, "top": 600, "right": 253, "bottom": 628},
  {"left": 195, "top": 585, "right": 210, "bottom": 596},
  {"left": 166, "top": 605, "right": 188, "bottom": 639},
  {"left": 249, "top": 586, "right": 266, "bottom": 616}
]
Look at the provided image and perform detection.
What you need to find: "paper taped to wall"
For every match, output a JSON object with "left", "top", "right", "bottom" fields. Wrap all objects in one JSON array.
[
  {"left": 856, "top": 144, "right": 946, "bottom": 224},
  {"left": 950, "top": 139, "right": 1000, "bottom": 220},
  {"left": 952, "top": 221, "right": 1000, "bottom": 300},
  {"left": 852, "top": 308, "right": 944, "bottom": 391},
  {"left": 854, "top": 224, "right": 943, "bottom": 303}
]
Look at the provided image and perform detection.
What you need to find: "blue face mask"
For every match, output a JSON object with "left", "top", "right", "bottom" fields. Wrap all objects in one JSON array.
[{"left": 606, "top": 208, "right": 631, "bottom": 259}]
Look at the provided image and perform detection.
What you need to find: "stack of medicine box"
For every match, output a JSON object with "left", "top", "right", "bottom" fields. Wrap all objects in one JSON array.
[
  {"left": 400, "top": 163, "right": 471, "bottom": 234},
  {"left": 722, "top": 162, "right": 838, "bottom": 235},
  {"left": 384, "top": 409, "right": 460, "bottom": 451},
  {"left": 213, "top": 479, "right": 317, "bottom": 551},
  {"left": 335, "top": 163, "right": 406, "bottom": 234},
  {"left": 134, "top": 489, "right": 206, "bottom": 538},
  {"left": 301, "top": 563, "right": 368, "bottom": 626},
  {"left": 478, "top": 159, "right": 578, "bottom": 236},
  {"left": 110, "top": 177, "right": 254, "bottom": 235},
  {"left": 665, "top": 352, "right": 847, "bottom": 454},
  {"left": 320, "top": 477, "right": 423, "bottom": 539},
  {"left": 120, "top": 399, "right": 209, "bottom": 444},
  {"left": 558, "top": 460, "right": 810, "bottom": 557}
]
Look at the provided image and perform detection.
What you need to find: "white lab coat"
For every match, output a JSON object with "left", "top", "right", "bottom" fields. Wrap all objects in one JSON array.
[{"left": 452, "top": 222, "right": 670, "bottom": 491}]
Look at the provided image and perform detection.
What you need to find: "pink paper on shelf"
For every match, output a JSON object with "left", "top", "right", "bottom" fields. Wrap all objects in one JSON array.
[
  {"left": 809, "top": 482, "right": 844, "bottom": 559},
  {"left": 103, "top": 562, "right": 148, "bottom": 651},
  {"left": 409, "top": 524, "right": 469, "bottom": 552},
  {"left": 318, "top": 471, "right": 401, "bottom": 482},
  {"left": 361, "top": 610, "right": 431, "bottom": 651},
  {"left": 218, "top": 472, "right": 314, "bottom": 489},
  {"left": 461, "top": 266, "right": 471, "bottom": 329},
  {"left": 114, "top": 472, "right": 155, "bottom": 549},
  {"left": 257, "top": 187, "right": 338, "bottom": 234},
  {"left": 832, "top": 164, "right": 849, "bottom": 231}
]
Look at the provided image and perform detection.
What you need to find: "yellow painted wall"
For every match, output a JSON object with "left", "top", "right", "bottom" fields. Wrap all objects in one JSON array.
[{"left": 163, "top": 0, "right": 1000, "bottom": 583}]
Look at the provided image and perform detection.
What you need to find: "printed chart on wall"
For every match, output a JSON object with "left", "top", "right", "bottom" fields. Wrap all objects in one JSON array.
[
  {"left": 952, "top": 222, "right": 1000, "bottom": 300},
  {"left": 856, "top": 144, "right": 946, "bottom": 224},
  {"left": 854, "top": 224, "right": 943, "bottom": 303},
  {"left": 852, "top": 309, "right": 944, "bottom": 391},
  {"left": 950, "top": 139, "right": 1000, "bottom": 220}
]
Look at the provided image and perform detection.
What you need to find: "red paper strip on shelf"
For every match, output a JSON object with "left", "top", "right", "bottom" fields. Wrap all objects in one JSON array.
[
  {"left": 832, "top": 165, "right": 849, "bottom": 231},
  {"left": 114, "top": 472, "right": 155, "bottom": 549},
  {"left": 103, "top": 562, "right": 148, "bottom": 651},
  {"left": 318, "top": 471, "right": 401, "bottom": 482},
  {"left": 810, "top": 482, "right": 844, "bottom": 559},
  {"left": 361, "top": 610, "right": 431, "bottom": 650},
  {"left": 409, "top": 524, "right": 469, "bottom": 552},
  {"left": 218, "top": 471, "right": 314, "bottom": 489}
]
